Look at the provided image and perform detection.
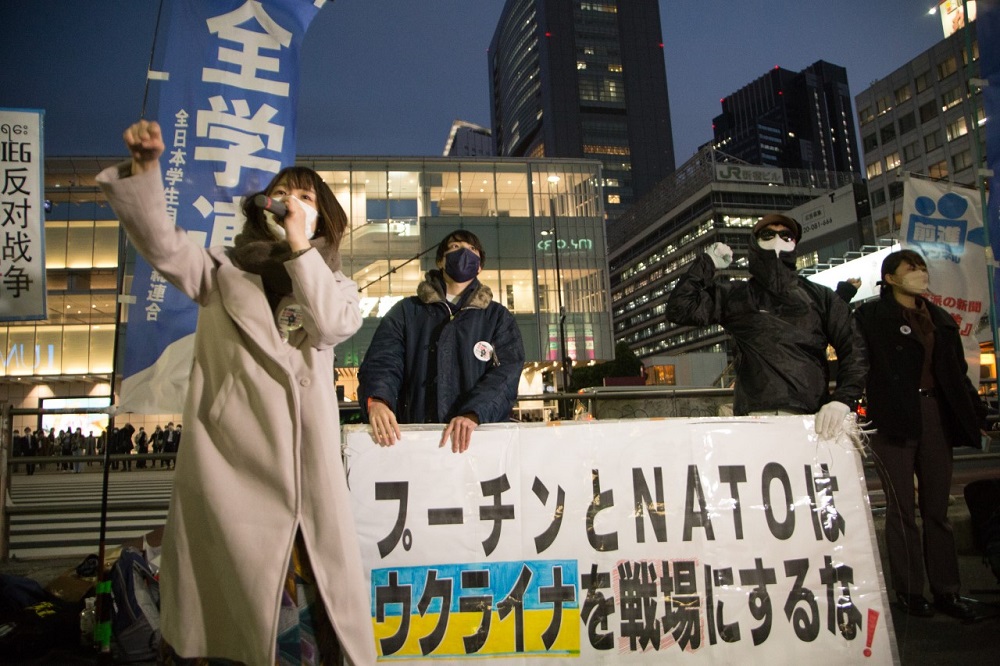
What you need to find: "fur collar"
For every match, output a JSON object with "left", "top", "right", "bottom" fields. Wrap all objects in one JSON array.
[
  {"left": 417, "top": 270, "right": 493, "bottom": 309},
  {"left": 226, "top": 230, "right": 341, "bottom": 311}
]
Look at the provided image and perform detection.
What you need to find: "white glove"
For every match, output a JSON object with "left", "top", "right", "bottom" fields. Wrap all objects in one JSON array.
[
  {"left": 707, "top": 242, "right": 733, "bottom": 269},
  {"left": 815, "top": 401, "right": 851, "bottom": 439}
]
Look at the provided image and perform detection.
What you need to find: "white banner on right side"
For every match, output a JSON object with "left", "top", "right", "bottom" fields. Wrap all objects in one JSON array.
[{"left": 901, "top": 174, "right": 987, "bottom": 385}]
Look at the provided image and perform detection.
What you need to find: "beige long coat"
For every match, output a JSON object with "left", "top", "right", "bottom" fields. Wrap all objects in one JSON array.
[{"left": 97, "top": 165, "right": 376, "bottom": 665}]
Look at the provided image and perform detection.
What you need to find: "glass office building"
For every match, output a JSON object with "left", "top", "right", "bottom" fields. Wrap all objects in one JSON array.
[
  {"left": 0, "top": 156, "right": 612, "bottom": 417},
  {"left": 311, "top": 157, "right": 613, "bottom": 389},
  {"left": 489, "top": 0, "right": 675, "bottom": 219}
]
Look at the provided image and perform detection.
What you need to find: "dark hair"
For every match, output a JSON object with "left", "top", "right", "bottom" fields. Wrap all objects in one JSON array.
[
  {"left": 880, "top": 249, "right": 927, "bottom": 291},
  {"left": 435, "top": 230, "right": 486, "bottom": 267},
  {"left": 241, "top": 166, "right": 347, "bottom": 249}
]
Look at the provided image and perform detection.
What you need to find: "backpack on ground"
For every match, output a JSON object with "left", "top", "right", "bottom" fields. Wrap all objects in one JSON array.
[
  {"left": 963, "top": 478, "right": 1000, "bottom": 584},
  {"left": 110, "top": 546, "right": 161, "bottom": 662}
]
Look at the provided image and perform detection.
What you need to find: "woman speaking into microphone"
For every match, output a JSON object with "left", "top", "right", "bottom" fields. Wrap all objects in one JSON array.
[{"left": 96, "top": 120, "right": 375, "bottom": 665}]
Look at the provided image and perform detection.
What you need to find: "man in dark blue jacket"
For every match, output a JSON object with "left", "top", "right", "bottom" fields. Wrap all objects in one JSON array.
[{"left": 358, "top": 230, "right": 525, "bottom": 453}]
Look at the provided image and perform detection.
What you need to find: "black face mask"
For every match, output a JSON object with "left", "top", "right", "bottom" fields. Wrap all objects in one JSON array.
[{"left": 443, "top": 247, "right": 481, "bottom": 282}]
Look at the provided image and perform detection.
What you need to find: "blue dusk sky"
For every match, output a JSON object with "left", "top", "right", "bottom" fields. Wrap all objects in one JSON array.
[{"left": 0, "top": 1, "right": 945, "bottom": 163}]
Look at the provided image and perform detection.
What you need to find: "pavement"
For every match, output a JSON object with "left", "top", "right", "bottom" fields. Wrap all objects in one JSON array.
[{"left": 870, "top": 503, "right": 1000, "bottom": 665}]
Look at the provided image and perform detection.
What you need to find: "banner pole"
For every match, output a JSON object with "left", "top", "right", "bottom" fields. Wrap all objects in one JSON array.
[{"left": 961, "top": 0, "right": 1000, "bottom": 369}]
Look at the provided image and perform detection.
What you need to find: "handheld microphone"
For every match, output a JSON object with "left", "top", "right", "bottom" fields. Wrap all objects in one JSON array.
[{"left": 253, "top": 194, "right": 287, "bottom": 218}]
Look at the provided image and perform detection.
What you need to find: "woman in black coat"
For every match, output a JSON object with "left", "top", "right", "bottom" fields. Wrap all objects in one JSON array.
[{"left": 854, "top": 249, "right": 986, "bottom": 620}]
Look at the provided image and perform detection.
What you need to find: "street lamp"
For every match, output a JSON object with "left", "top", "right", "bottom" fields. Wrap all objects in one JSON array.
[{"left": 545, "top": 175, "right": 571, "bottom": 397}]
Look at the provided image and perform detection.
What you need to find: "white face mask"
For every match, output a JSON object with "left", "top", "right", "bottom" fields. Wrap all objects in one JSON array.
[
  {"left": 757, "top": 236, "right": 796, "bottom": 256},
  {"left": 264, "top": 195, "right": 318, "bottom": 241},
  {"left": 894, "top": 271, "right": 929, "bottom": 294}
]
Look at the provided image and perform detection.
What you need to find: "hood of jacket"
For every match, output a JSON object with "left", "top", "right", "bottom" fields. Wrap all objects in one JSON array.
[{"left": 417, "top": 270, "right": 493, "bottom": 309}]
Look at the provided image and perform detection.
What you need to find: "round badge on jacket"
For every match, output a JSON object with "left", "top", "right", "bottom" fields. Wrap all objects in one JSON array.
[
  {"left": 473, "top": 341, "right": 494, "bottom": 362},
  {"left": 899, "top": 325, "right": 912, "bottom": 335},
  {"left": 278, "top": 304, "right": 303, "bottom": 342}
]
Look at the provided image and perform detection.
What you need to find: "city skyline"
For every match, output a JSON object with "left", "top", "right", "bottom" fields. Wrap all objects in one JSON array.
[{"left": 2, "top": 1, "right": 945, "bottom": 165}]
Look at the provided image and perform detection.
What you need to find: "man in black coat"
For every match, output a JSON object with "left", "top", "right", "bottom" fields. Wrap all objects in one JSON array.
[
  {"left": 855, "top": 249, "right": 986, "bottom": 620},
  {"left": 23, "top": 427, "right": 38, "bottom": 476},
  {"left": 358, "top": 230, "right": 525, "bottom": 453},
  {"left": 11, "top": 429, "right": 26, "bottom": 474},
  {"left": 135, "top": 427, "right": 149, "bottom": 469},
  {"left": 666, "top": 213, "right": 867, "bottom": 438}
]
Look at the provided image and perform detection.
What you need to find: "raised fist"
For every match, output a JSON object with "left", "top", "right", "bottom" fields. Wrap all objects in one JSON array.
[{"left": 706, "top": 242, "right": 733, "bottom": 269}]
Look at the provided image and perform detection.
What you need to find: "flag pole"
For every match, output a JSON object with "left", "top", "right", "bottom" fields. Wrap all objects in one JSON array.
[
  {"left": 960, "top": 1, "right": 1000, "bottom": 371},
  {"left": 95, "top": 0, "right": 167, "bottom": 659}
]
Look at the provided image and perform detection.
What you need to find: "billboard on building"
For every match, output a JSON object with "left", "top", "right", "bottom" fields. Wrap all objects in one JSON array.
[
  {"left": 785, "top": 183, "right": 860, "bottom": 241},
  {"left": 713, "top": 163, "right": 784, "bottom": 185},
  {"left": 939, "top": 0, "right": 977, "bottom": 38}
]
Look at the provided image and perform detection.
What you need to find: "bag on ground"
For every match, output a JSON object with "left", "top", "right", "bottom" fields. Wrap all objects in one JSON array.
[
  {"left": 963, "top": 478, "right": 1000, "bottom": 583},
  {"left": 110, "top": 546, "right": 161, "bottom": 662}
]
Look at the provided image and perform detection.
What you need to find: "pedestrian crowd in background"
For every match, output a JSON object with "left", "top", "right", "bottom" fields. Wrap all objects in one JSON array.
[{"left": 9, "top": 422, "right": 182, "bottom": 474}]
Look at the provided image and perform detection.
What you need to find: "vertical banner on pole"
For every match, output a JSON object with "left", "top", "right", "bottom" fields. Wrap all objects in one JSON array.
[
  {"left": 901, "top": 175, "right": 987, "bottom": 384},
  {"left": 978, "top": 1, "right": 1000, "bottom": 347},
  {"left": 0, "top": 108, "right": 46, "bottom": 323},
  {"left": 120, "top": 0, "right": 325, "bottom": 413}
]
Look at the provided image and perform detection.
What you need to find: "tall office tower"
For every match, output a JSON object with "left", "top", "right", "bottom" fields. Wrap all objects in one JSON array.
[
  {"left": 855, "top": 21, "right": 983, "bottom": 239},
  {"left": 713, "top": 61, "right": 860, "bottom": 176},
  {"left": 489, "top": 0, "right": 675, "bottom": 219}
]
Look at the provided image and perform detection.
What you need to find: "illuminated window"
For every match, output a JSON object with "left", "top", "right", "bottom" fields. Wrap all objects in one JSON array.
[
  {"left": 583, "top": 145, "right": 630, "bottom": 156},
  {"left": 648, "top": 365, "right": 675, "bottom": 386},
  {"left": 946, "top": 117, "right": 968, "bottom": 141},
  {"left": 607, "top": 193, "right": 621, "bottom": 205},
  {"left": 937, "top": 56, "right": 957, "bottom": 80},
  {"left": 941, "top": 87, "right": 963, "bottom": 111},
  {"left": 928, "top": 160, "right": 949, "bottom": 179}
]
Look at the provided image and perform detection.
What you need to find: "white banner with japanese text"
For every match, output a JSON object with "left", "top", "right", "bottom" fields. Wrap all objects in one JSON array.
[
  {"left": 344, "top": 418, "right": 895, "bottom": 664},
  {"left": 0, "top": 108, "right": 46, "bottom": 322},
  {"left": 901, "top": 175, "right": 987, "bottom": 384}
]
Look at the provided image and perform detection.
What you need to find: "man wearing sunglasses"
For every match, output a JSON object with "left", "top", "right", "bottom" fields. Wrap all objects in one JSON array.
[{"left": 666, "top": 213, "right": 867, "bottom": 440}]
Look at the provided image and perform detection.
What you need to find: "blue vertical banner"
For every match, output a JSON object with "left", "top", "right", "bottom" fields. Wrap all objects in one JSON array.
[
  {"left": 980, "top": 1, "right": 1000, "bottom": 344},
  {"left": 120, "top": 0, "right": 325, "bottom": 413}
]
